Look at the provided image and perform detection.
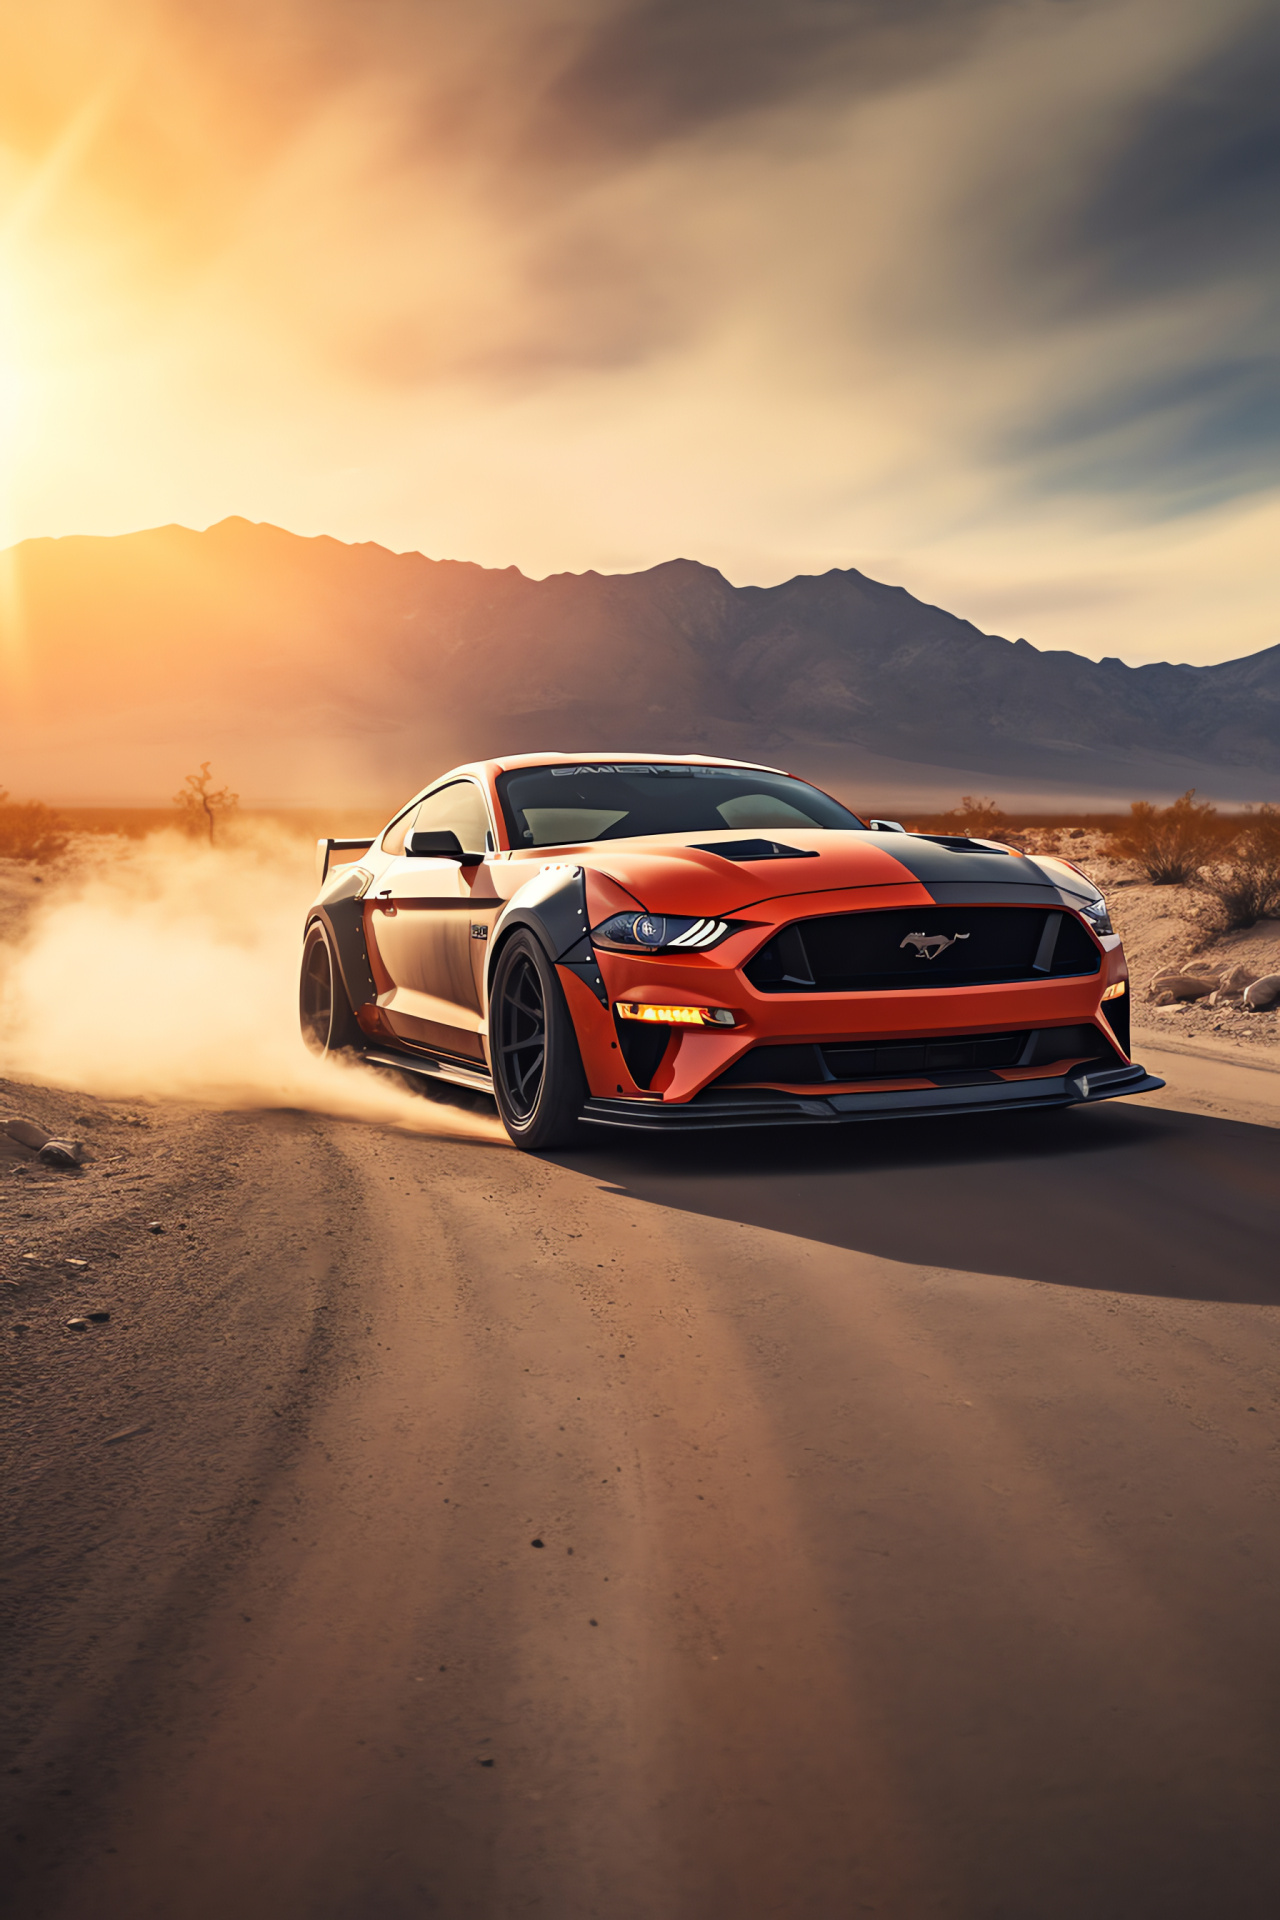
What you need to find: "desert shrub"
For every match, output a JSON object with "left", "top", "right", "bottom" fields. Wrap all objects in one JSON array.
[
  {"left": 0, "top": 787, "right": 70, "bottom": 863},
  {"left": 945, "top": 795, "right": 1007, "bottom": 839},
  {"left": 1195, "top": 805, "right": 1280, "bottom": 931},
  {"left": 173, "top": 762, "right": 240, "bottom": 844},
  {"left": 1106, "top": 790, "right": 1220, "bottom": 884}
]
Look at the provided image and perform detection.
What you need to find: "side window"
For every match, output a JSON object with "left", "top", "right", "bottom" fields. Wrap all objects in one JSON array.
[{"left": 408, "top": 780, "right": 491, "bottom": 855}]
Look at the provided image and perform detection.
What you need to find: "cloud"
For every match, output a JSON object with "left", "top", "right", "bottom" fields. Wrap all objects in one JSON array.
[
  {"left": 1059, "top": 6, "right": 1280, "bottom": 305},
  {"left": 981, "top": 0, "right": 1280, "bottom": 511},
  {"left": 1, "top": 0, "right": 1278, "bottom": 669},
  {"left": 522, "top": 0, "right": 1010, "bottom": 161}
]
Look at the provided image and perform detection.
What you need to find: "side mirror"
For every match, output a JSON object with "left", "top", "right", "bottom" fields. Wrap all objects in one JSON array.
[
  {"left": 406, "top": 829, "right": 476, "bottom": 860},
  {"left": 868, "top": 818, "right": 907, "bottom": 833}
]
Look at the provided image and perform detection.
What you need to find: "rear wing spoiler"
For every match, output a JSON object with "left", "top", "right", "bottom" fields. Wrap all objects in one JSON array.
[{"left": 315, "top": 837, "right": 375, "bottom": 884}]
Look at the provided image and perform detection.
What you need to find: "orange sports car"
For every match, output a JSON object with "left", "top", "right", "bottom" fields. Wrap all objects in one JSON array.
[{"left": 300, "top": 752, "right": 1162, "bottom": 1148}]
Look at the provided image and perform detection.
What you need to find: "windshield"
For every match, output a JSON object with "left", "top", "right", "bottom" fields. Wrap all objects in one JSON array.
[{"left": 495, "top": 763, "right": 864, "bottom": 848}]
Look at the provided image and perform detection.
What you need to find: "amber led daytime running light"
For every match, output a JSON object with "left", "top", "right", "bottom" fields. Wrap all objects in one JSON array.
[
  {"left": 615, "top": 1002, "right": 737, "bottom": 1027},
  {"left": 1101, "top": 981, "right": 1126, "bottom": 1001}
]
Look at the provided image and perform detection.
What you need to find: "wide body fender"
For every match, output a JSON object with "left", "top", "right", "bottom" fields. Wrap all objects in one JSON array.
[
  {"left": 486, "top": 863, "right": 608, "bottom": 1008},
  {"left": 306, "top": 866, "right": 378, "bottom": 1016}
]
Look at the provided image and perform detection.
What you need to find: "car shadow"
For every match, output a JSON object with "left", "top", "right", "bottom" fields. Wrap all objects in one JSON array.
[{"left": 549, "top": 1101, "right": 1280, "bottom": 1305}]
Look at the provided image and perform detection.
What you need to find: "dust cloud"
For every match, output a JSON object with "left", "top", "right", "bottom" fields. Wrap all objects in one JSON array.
[{"left": 0, "top": 828, "right": 507, "bottom": 1145}]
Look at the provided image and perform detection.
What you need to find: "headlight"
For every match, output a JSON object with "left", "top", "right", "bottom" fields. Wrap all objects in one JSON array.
[
  {"left": 1079, "top": 897, "right": 1114, "bottom": 937},
  {"left": 593, "top": 912, "right": 734, "bottom": 952}
]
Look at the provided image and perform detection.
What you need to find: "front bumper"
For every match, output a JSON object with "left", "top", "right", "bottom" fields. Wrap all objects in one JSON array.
[{"left": 580, "top": 1060, "right": 1164, "bottom": 1131}]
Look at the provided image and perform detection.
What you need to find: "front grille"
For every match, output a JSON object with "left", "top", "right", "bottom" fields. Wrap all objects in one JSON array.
[
  {"left": 744, "top": 905, "right": 1099, "bottom": 993},
  {"left": 716, "top": 1024, "right": 1119, "bottom": 1089}
]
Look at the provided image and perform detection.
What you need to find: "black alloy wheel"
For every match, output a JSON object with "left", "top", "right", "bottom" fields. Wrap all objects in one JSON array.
[
  {"left": 490, "top": 930, "right": 588, "bottom": 1149},
  {"left": 498, "top": 952, "right": 546, "bottom": 1118},
  {"left": 299, "top": 920, "right": 363, "bottom": 1055}
]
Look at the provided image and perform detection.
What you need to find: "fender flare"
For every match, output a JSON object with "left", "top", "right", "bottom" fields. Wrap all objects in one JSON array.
[
  {"left": 306, "top": 867, "right": 378, "bottom": 1013},
  {"left": 487, "top": 864, "right": 608, "bottom": 1007}
]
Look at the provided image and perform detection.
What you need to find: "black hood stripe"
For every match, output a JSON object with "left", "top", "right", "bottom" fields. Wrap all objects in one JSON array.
[{"left": 878, "top": 838, "right": 1100, "bottom": 902}]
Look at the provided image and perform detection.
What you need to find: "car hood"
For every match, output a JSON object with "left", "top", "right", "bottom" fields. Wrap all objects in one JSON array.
[{"left": 538, "top": 829, "right": 1105, "bottom": 915}]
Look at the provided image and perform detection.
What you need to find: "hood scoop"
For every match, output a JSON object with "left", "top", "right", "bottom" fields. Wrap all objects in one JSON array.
[
  {"left": 691, "top": 838, "right": 819, "bottom": 862},
  {"left": 910, "top": 835, "right": 1010, "bottom": 855}
]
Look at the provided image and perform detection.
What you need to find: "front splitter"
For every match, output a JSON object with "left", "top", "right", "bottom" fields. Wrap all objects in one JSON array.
[{"left": 579, "top": 1063, "right": 1164, "bottom": 1131}]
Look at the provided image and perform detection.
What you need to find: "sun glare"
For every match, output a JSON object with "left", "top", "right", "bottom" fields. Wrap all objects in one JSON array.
[{"left": 0, "top": 260, "right": 34, "bottom": 672}]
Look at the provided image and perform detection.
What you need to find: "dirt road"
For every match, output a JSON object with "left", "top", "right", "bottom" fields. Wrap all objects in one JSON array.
[{"left": 4, "top": 1053, "right": 1280, "bottom": 1920}]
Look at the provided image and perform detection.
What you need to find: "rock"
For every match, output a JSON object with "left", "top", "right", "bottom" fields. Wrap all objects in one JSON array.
[
  {"left": 1155, "top": 975, "right": 1218, "bottom": 1002},
  {"left": 146, "top": 1220, "right": 164, "bottom": 1234},
  {"left": 37, "top": 1140, "right": 85, "bottom": 1168},
  {"left": 65, "top": 1317, "right": 90, "bottom": 1332},
  {"left": 1153, "top": 991, "right": 1177, "bottom": 1007},
  {"left": 1242, "top": 975, "right": 1280, "bottom": 1011},
  {"left": 2, "top": 1118, "right": 52, "bottom": 1150},
  {"left": 1222, "top": 964, "right": 1258, "bottom": 992},
  {"left": 64, "top": 1258, "right": 89, "bottom": 1269},
  {"left": 0, "top": 1136, "right": 35, "bottom": 1162},
  {"left": 1150, "top": 969, "right": 1196, "bottom": 992},
  {"left": 531, "top": 1538, "right": 545, "bottom": 1549}
]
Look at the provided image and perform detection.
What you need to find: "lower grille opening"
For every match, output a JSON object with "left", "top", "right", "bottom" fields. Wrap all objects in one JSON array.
[
  {"left": 1100, "top": 993, "right": 1131, "bottom": 1057},
  {"left": 715, "top": 1024, "right": 1121, "bottom": 1089},
  {"left": 615, "top": 1013, "right": 670, "bottom": 1090}
]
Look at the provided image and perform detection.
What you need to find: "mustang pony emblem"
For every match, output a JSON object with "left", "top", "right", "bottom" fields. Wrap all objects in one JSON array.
[{"left": 900, "top": 930, "right": 970, "bottom": 960}]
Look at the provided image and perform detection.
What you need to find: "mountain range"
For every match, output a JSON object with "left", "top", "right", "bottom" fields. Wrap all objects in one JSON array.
[{"left": 2, "top": 517, "right": 1277, "bottom": 808}]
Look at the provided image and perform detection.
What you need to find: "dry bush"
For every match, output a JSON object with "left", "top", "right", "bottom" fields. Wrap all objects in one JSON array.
[
  {"left": 1106, "top": 790, "right": 1221, "bottom": 884},
  {"left": 945, "top": 794, "right": 1007, "bottom": 839},
  {"left": 1195, "top": 805, "right": 1280, "bottom": 931},
  {"left": 0, "top": 786, "right": 70, "bottom": 863}
]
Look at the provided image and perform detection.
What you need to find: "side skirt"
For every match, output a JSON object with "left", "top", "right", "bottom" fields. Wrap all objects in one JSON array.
[{"left": 364, "top": 1047, "right": 496, "bottom": 1097}]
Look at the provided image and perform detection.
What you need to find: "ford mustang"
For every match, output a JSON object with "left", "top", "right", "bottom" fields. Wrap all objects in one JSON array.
[{"left": 300, "top": 752, "right": 1162, "bottom": 1148}]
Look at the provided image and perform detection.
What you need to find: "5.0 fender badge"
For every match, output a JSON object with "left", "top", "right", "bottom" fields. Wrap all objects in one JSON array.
[{"left": 901, "top": 930, "right": 970, "bottom": 960}]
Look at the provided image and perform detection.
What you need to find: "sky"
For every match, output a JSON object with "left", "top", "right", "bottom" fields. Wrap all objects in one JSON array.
[{"left": 0, "top": 0, "right": 1277, "bottom": 667}]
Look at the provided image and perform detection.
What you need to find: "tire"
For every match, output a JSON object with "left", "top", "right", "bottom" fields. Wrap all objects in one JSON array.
[
  {"left": 489, "top": 929, "right": 588, "bottom": 1149},
  {"left": 299, "top": 919, "right": 364, "bottom": 1055}
]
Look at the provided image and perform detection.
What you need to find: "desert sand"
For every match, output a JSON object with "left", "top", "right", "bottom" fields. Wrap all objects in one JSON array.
[{"left": 3, "top": 834, "right": 1279, "bottom": 1917}]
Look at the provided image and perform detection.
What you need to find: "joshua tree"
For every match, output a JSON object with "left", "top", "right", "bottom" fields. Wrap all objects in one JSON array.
[{"left": 173, "top": 763, "right": 239, "bottom": 845}]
